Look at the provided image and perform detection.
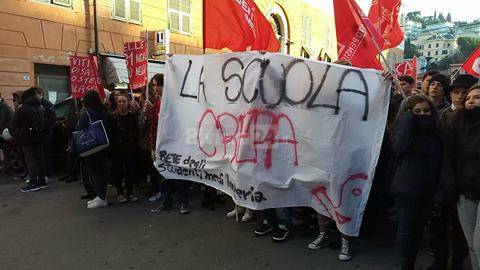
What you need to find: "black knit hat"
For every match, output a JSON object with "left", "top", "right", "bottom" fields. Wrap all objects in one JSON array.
[
  {"left": 22, "top": 88, "right": 37, "bottom": 101},
  {"left": 452, "top": 74, "right": 478, "bottom": 90}
]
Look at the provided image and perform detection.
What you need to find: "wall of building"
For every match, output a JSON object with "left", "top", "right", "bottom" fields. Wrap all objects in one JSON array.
[{"left": 0, "top": 0, "right": 336, "bottom": 104}]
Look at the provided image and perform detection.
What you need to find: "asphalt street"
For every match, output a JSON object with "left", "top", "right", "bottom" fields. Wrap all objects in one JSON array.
[{"left": 0, "top": 176, "right": 436, "bottom": 270}]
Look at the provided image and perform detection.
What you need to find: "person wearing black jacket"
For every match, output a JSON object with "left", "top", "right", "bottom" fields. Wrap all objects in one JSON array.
[
  {"left": 12, "top": 88, "right": 49, "bottom": 192},
  {"left": 33, "top": 87, "right": 56, "bottom": 181},
  {"left": 428, "top": 75, "right": 477, "bottom": 270},
  {"left": 391, "top": 95, "right": 443, "bottom": 270},
  {"left": 110, "top": 93, "right": 139, "bottom": 202},
  {"left": 444, "top": 84, "right": 480, "bottom": 270},
  {"left": 76, "top": 90, "right": 110, "bottom": 209},
  {"left": 0, "top": 92, "right": 14, "bottom": 174}
]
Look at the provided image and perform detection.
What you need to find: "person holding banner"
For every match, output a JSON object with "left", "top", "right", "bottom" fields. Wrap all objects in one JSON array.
[
  {"left": 421, "top": 70, "right": 440, "bottom": 96},
  {"left": 110, "top": 93, "right": 139, "bottom": 203},
  {"left": 146, "top": 74, "right": 165, "bottom": 203},
  {"left": 443, "top": 84, "right": 480, "bottom": 270},
  {"left": 391, "top": 95, "right": 443, "bottom": 270},
  {"left": 76, "top": 90, "right": 110, "bottom": 209}
]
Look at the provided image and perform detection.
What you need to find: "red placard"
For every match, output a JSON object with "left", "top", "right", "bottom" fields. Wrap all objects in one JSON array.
[
  {"left": 395, "top": 57, "right": 417, "bottom": 82},
  {"left": 124, "top": 40, "right": 148, "bottom": 90},
  {"left": 69, "top": 55, "right": 104, "bottom": 99}
]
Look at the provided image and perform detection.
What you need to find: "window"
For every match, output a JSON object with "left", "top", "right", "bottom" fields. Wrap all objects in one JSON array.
[
  {"left": 428, "top": 44, "right": 432, "bottom": 48},
  {"left": 436, "top": 43, "right": 439, "bottom": 47},
  {"left": 34, "top": 64, "right": 70, "bottom": 108},
  {"left": 169, "top": 0, "right": 191, "bottom": 34},
  {"left": 447, "top": 43, "right": 451, "bottom": 47},
  {"left": 435, "top": 51, "right": 439, "bottom": 55},
  {"left": 301, "top": 15, "right": 312, "bottom": 47},
  {"left": 442, "top": 50, "right": 448, "bottom": 54},
  {"left": 428, "top": 51, "right": 431, "bottom": 56},
  {"left": 33, "top": 0, "right": 72, "bottom": 7},
  {"left": 113, "top": 0, "right": 141, "bottom": 24}
]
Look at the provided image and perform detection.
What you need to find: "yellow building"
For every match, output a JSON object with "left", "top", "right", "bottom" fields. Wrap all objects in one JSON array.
[{"left": 0, "top": 0, "right": 336, "bottom": 105}]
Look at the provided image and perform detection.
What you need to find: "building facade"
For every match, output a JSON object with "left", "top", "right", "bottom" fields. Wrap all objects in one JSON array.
[
  {"left": 417, "top": 34, "right": 457, "bottom": 62},
  {"left": 0, "top": 0, "right": 336, "bottom": 105}
]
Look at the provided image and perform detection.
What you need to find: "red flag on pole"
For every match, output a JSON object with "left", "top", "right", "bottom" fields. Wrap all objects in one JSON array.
[
  {"left": 462, "top": 45, "right": 480, "bottom": 77},
  {"left": 124, "top": 40, "right": 148, "bottom": 90},
  {"left": 334, "top": 0, "right": 385, "bottom": 70},
  {"left": 69, "top": 55, "right": 104, "bottom": 99},
  {"left": 395, "top": 57, "right": 417, "bottom": 81},
  {"left": 203, "top": 0, "right": 280, "bottom": 52},
  {"left": 368, "top": 0, "right": 404, "bottom": 50}
]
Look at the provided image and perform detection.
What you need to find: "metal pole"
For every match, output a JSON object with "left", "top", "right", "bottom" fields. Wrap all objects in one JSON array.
[{"left": 93, "top": 0, "right": 100, "bottom": 62}]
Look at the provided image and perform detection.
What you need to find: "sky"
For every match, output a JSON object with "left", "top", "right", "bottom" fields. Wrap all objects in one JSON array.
[{"left": 307, "top": 0, "right": 480, "bottom": 22}]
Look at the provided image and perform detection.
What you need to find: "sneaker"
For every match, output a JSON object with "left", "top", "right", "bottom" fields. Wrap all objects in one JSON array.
[
  {"left": 180, "top": 204, "right": 191, "bottom": 214},
  {"left": 308, "top": 232, "right": 330, "bottom": 250},
  {"left": 38, "top": 182, "right": 48, "bottom": 189},
  {"left": 242, "top": 209, "right": 254, "bottom": 222},
  {"left": 150, "top": 203, "right": 172, "bottom": 213},
  {"left": 20, "top": 182, "right": 40, "bottom": 193},
  {"left": 148, "top": 192, "right": 162, "bottom": 203},
  {"left": 87, "top": 197, "right": 108, "bottom": 209},
  {"left": 227, "top": 207, "right": 245, "bottom": 218},
  {"left": 87, "top": 196, "right": 103, "bottom": 205},
  {"left": 128, "top": 196, "right": 139, "bottom": 202},
  {"left": 117, "top": 195, "right": 128, "bottom": 203},
  {"left": 254, "top": 221, "right": 274, "bottom": 237},
  {"left": 272, "top": 225, "right": 290, "bottom": 242},
  {"left": 338, "top": 237, "right": 353, "bottom": 261}
]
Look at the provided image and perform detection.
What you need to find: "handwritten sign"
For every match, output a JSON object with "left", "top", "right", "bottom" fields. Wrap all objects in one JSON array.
[
  {"left": 155, "top": 52, "right": 390, "bottom": 236},
  {"left": 124, "top": 40, "right": 148, "bottom": 90},
  {"left": 69, "top": 55, "right": 104, "bottom": 99}
]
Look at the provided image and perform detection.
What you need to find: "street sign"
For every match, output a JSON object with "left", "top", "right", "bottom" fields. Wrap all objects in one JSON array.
[{"left": 155, "top": 29, "right": 170, "bottom": 55}]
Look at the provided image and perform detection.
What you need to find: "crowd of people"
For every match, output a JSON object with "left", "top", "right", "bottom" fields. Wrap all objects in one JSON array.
[{"left": 0, "top": 68, "right": 479, "bottom": 270}]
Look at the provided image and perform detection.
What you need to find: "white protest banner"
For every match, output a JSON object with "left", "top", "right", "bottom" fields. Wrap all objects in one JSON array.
[{"left": 155, "top": 52, "right": 390, "bottom": 236}]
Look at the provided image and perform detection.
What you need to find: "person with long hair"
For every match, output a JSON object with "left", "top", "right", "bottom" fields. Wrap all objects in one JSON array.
[
  {"left": 110, "top": 93, "right": 139, "bottom": 202},
  {"left": 76, "top": 90, "right": 110, "bottom": 209},
  {"left": 391, "top": 95, "right": 443, "bottom": 270},
  {"left": 444, "top": 84, "right": 480, "bottom": 270}
]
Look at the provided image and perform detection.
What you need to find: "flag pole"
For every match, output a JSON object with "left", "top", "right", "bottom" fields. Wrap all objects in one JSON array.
[
  {"left": 202, "top": 0, "right": 206, "bottom": 54},
  {"left": 145, "top": 30, "right": 149, "bottom": 101},
  {"left": 356, "top": 0, "right": 406, "bottom": 98}
]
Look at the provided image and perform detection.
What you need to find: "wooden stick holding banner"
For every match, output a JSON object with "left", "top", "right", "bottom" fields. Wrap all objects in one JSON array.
[{"left": 145, "top": 30, "right": 150, "bottom": 100}]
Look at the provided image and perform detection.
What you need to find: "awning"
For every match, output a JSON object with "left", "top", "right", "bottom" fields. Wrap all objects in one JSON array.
[{"left": 102, "top": 55, "right": 165, "bottom": 85}]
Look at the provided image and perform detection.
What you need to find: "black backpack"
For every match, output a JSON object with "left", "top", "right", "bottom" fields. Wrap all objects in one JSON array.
[{"left": 29, "top": 105, "right": 47, "bottom": 133}]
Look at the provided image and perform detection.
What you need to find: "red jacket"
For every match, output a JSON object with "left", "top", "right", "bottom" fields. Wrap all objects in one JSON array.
[{"left": 150, "top": 97, "right": 161, "bottom": 150}]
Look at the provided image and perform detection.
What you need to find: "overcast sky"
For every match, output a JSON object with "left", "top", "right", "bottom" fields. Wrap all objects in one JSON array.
[{"left": 307, "top": 0, "right": 479, "bottom": 22}]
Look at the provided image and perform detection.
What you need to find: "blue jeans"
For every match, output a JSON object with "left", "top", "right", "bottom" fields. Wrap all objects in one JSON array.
[
  {"left": 263, "top": 208, "right": 290, "bottom": 228},
  {"left": 395, "top": 198, "right": 431, "bottom": 270},
  {"left": 161, "top": 179, "right": 190, "bottom": 206},
  {"left": 458, "top": 195, "right": 480, "bottom": 270}
]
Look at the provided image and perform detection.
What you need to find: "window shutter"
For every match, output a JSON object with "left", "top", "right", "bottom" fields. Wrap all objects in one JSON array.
[
  {"left": 181, "top": 0, "right": 190, "bottom": 13},
  {"left": 169, "top": 0, "right": 180, "bottom": 11},
  {"left": 52, "top": 0, "right": 71, "bottom": 6},
  {"left": 182, "top": 15, "right": 190, "bottom": 33},
  {"left": 114, "top": 0, "right": 126, "bottom": 19},
  {"left": 170, "top": 12, "right": 180, "bottom": 31},
  {"left": 130, "top": 0, "right": 141, "bottom": 22}
]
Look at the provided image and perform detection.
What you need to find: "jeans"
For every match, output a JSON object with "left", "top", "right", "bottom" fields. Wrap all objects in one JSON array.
[
  {"left": 395, "top": 198, "right": 431, "bottom": 270},
  {"left": 112, "top": 155, "right": 136, "bottom": 196},
  {"left": 263, "top": 208, "right": 290, "bottom": 228},
  {"left": 80, "top": 159, "right": 96, "bottom": 196},
  {"left": 22, "top": 144, "right": 46, "bottom": 179},
  {"left": 458, "top": 195, "right": 480, "bottom": 270},
  {"left": 84, "top": 153, "right": 108, "bottom": 200},
  {"left": 161, "top": 179, "right": 190, "bottom": 206}
]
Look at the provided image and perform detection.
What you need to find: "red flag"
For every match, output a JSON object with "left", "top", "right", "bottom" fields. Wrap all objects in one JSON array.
[
  {"left": 203, "top": 0, "right": 280, "bottom": 52},
  {"left": 124, "top": 40, "right": 148, "bottom": 90},
  {"left": 462, "top": 45, "right": 480, "bottom": 77},
  {"left": 334, "top": 0, "right": 385, "bottom": 70},
  {"left": 69, "top": 55, "right": 105, "bottom": 99},
  {"left": 395, "top": 57, "right": 417, "bottom": 82},
  {"left": 368, "top": 0, "right": 404, "bottom": 50}
]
